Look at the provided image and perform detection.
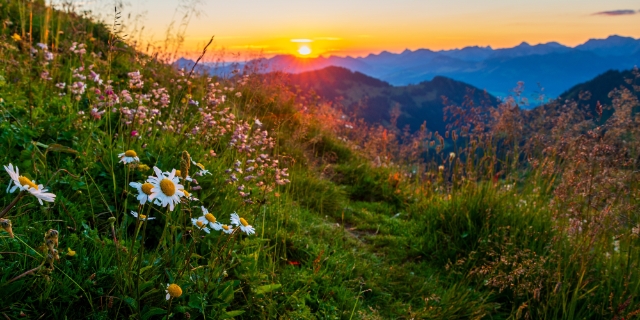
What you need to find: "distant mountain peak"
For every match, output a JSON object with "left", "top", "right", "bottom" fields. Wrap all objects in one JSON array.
[{"left": 545, "top": 41, "right": 565, "bottom": 48}]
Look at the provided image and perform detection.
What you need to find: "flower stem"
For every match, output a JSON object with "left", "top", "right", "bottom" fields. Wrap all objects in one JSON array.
[{"left": 0, "top": 191, "right": 24, "bottom": 219}]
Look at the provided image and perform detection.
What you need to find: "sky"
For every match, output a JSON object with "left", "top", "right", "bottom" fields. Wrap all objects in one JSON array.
[{"left": 66, "top": 0, "right": 640, "bottom": 59}]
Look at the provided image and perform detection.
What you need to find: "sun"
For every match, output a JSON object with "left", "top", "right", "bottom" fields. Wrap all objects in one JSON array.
[{"left": 297, "top": 45, "right": 312, "bottom": 56}]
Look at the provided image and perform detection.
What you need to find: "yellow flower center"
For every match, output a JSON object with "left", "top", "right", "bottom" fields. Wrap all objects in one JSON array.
[
  {"left": 18, "top": 176, "right": 38, "bottom": 190},
  {"left": 159, "top": 179, "right": 176, "bottom": 196},
  {"left": 67, "top": 248, "right": 76, "bottom": 257},
  {"left": 182, "top": 190, "right": 190, "bottom": 197},
  {"left": 239, "top": 217, "right": 249, "bottom": 227},
  {"left": 175, "top": 170, "right": 181, "bottom": 177},
  {"left": 205, "top": 213, "right": 216, "bottom": 223},
  {"left": 196, "top": 163, "right": 205, "bottom": 170},
  {"left": 141, "top": 183, "right": 154, "bottom": 195},
  {"left": 222, "top": 225, "right": 230, "bottom": 231},
  {"left": 124, "top": 150, "right": 137, "bottom": 157},
  {"left": 167, "top": 284, "right": 182, "bottom": 298},
  {"left": 196, "top": 220, "right": 205, "bottom": 228},
  {"left": 139, "top": 214, "right": 147, "bottom": 220}
]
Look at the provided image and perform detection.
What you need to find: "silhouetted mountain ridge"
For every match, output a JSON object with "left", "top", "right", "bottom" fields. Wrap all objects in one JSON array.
[{"left": 286, "top": 66, "right": 499, "bottom": 134}]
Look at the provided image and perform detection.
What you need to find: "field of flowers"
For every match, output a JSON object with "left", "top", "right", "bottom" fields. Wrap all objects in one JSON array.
[{"left": 1, "top": 1, "right": 640, "bottom": 319}]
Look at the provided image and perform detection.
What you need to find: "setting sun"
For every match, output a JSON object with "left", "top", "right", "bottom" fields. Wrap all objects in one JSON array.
[{"left": 297, "top": 45, "right": 312, "bottom": 56}]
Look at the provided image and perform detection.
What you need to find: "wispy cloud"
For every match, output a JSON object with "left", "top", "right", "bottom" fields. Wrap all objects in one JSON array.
[
  {"left": 290, "top": 39, "right": 313, "bottom": 43},
  {"left": 592, "top": 9, "right": 637, "bottom": 16}
]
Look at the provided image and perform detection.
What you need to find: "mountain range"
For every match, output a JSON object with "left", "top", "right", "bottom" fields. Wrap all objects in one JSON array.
[
  {"left": 180, "top": 35, "right": 640, "bottom": 103},
  {"left": 285, "top": 66, "right": 498, "bottom": 135}
]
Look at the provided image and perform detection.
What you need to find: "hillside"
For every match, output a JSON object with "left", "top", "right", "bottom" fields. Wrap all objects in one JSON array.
[
  {"left": 287, "top": 66, "right": 499, "bottom": 134},
  {"left": 559, "top": 69, "right": 640, "bottom": 116}
]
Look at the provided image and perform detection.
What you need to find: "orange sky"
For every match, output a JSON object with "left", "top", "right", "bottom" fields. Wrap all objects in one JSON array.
[{"left": 77, "top": 0, "right": 640, "bottom": 59}]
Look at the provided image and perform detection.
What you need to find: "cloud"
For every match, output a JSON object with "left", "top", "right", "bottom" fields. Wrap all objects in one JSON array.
[
  {"left": 290, "top": 39, "right": 313, "bottom": 43},
  {"left": 592, "top": 9, "right": 637, "bottom": 16}
]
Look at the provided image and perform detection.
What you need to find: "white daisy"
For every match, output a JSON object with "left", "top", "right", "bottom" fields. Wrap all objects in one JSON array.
[
  {"left": 129, "top": 181, "right": 155, "bottom": 204},
  {"left": 165, "top": 170, "right": 193, "bottom": 182},
  {"left": 196, "top": 169, "right": 211, "bottom": 176},
  {"left": 181, "top": 189, "right": 199, "bottom": 202},
  {"left": 190, "top": 161, "right": 211, "bottom": 176},
  {"left": 4, "top": 163, "right": 56, "bottom": 205},
  {"left": 5, "top": 163, "right": 33, "bottom": 193},
  {"left": 118, "top": 150, "right": 140, "bottom": 164},
  {"left": 220, "top": 224, "right": 234, "bottom": 234},
  {"left": 230, "top": 212, "right": 255, "bottom": 235},
  {"left": 198, "top": 206, "right": 223, "bottom": 230},
  {"left": 165, "top": 283, "right": 182, "bottom": 300},
  {"left": 130, "top": 210, "right": 155, "bottom": 221},
  {"left": 191, "top": 217, "right": 211, "bottom": 233},
  {"left": 147, "top": 167, "right": 185, "bottom": 211},
  {"left": 29, "top": 187, "right": 56, "bottom": 205}
]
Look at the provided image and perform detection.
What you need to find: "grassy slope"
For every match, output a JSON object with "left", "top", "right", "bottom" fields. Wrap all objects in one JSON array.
[{"left": 0, "top": 2, "right": 639, "bottom": 320}]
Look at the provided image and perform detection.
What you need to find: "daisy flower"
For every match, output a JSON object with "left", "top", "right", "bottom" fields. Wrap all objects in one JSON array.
[
  {"left": 197, "top": 206, "right": 223, "bottom": 230},
  {"left": 230, "top": 212, "right": 255, "bottom": 235},
  {"left": 129, "top": 181, "right": 155, "bottom": 204},
  {"left": 147, "top": 167, "right": 185, "bottom": 211},
  {"left": 191, "top": 217, "right": 211, "bottom": 233},
  {"left": 130, "top": 210, "right": 155, "bottom": 221},
  {"left": 171, "top": 170, "right": 193, "bottom": 182},
  {"left": 165, "top": 283, "right": 183, "bottom": 300},
  {"left": 4, "top": 163, "right": 56, "bottom": 205},
  {"left": 118, "top": 150, "right": 140, "bottom": 164},
  {"left": 191, "top": 161, "right": 211, "bottom": 176},
  {"left": 29, "top": 187, "right": 56, "bottom": 205},
  {"left": 220, "top": 224, "right": 234, "bottom": 235},
  {"left": 5, "top": 163, "right": 36, "bottom": 192},
  {"left": 181, "top": 189, "right": 199, "bottom": 202}
]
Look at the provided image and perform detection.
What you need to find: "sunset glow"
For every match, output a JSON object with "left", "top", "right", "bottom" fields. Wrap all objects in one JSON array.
[{"left": 78, "top": 0, "right": 640, "bottom": 59}]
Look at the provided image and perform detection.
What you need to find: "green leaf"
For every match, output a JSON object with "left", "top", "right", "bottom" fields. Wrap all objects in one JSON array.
[
  {"left": 219, "top": 284, "right": 235, "bottom": 303},
  {"left": 139, "top": 265, "right": 153, "bottom": 274},
  {"left": 139, "top": 288, "right": 160, "bottom": 300},
  {"left": 188, "top": 293, "right": 206, "bottom": 311},
  {"left": 142, "top": 307, "right": 166, "bottom": 320},
  {"left": 254, "top": 284, "right": 282, "bottom": 295},
  {"left": 123, "top": 296, "right": 137, "bottom": 309},
  {"left": 139, "top": 280, "right": 155, "bottom": 292}
]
